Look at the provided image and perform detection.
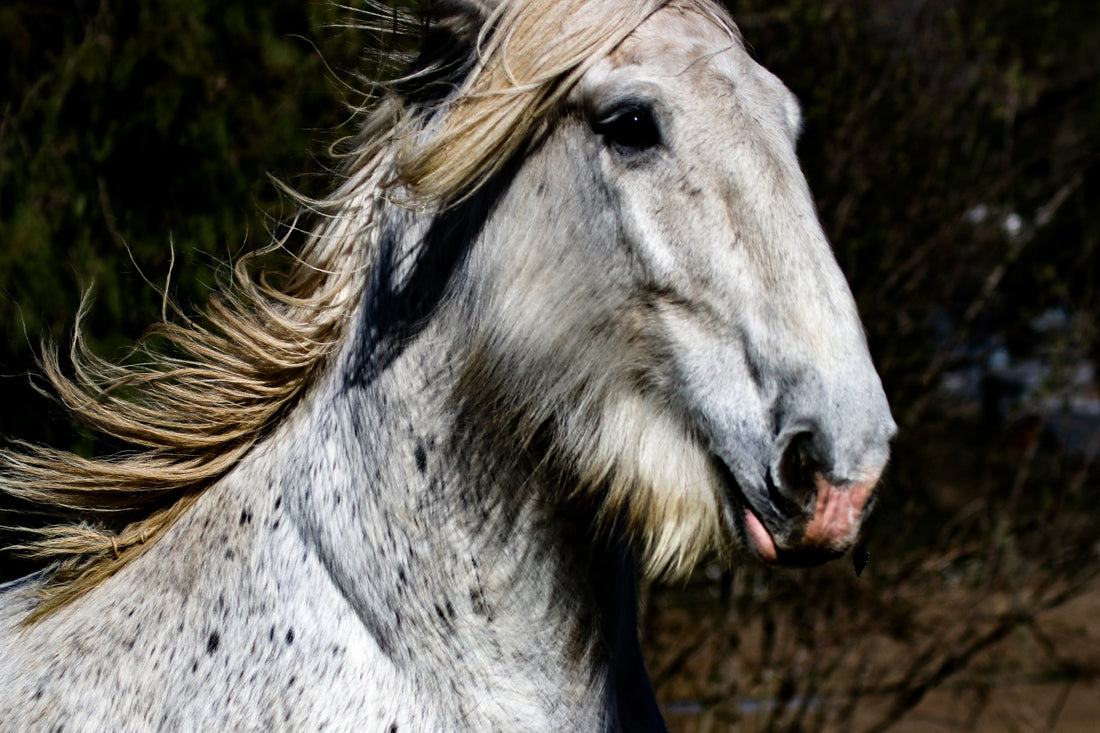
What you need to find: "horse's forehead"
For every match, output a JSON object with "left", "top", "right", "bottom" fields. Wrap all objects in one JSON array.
[
  {"left": 593, "top": 5, "right": 802, "bottom": 150},
  {"left": 607, "top": 6, "right": 744, "bottom": 79}
]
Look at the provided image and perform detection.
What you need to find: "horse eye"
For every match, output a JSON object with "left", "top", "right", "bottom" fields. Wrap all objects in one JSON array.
[{"left": 593, "top": 104, "right": 661, "bottom": 153}]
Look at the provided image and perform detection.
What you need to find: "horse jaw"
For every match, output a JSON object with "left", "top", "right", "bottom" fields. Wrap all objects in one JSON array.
[{"left": 572, "top": 4, "right": 896, "bottom": 569}]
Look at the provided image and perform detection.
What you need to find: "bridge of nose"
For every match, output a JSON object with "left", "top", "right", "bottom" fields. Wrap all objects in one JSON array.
[{"left": 771, "top": 368, "right": 895, "bottom": 478}]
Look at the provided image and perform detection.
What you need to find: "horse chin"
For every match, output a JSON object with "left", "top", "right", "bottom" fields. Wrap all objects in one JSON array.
[{"left": 774, "top": 544, "right": 846, "bottom": 568}]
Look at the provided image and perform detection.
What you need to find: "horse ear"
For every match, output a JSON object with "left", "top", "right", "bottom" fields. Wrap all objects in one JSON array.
[
  {"left": 396, "top": 1, "right": 491, "bottom": 107},
  {"left": 417, "top": 0, "right": 495, "bottom": 47},
  {"left": 424, "top": 0, "right": 505, "bottom": 19},
  {"left": 437, "top": 0, "right": 507, "bottom": 17}
]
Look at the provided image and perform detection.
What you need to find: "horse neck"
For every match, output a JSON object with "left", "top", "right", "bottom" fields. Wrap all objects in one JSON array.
[{"left": 263, "top": 208, "right": 659, "bottom": 727}]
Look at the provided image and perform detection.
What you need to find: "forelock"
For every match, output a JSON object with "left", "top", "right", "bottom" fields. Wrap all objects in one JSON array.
[{"left": 393, "top": 0, "right": 670, "bottom": 203}]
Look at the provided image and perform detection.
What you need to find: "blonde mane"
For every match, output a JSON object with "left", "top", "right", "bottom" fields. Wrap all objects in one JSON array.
[{"left": 2, "top": 0, "right": 672, "bottom": 618}]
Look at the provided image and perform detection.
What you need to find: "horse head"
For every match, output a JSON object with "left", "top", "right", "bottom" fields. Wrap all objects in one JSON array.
[{"left": 441, "top": 0, "right": 896, "bottom": 575}]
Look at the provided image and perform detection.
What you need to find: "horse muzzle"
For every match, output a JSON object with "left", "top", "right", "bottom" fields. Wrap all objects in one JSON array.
[
  {"left": 733, "top": 417, "right": 894, "bottom": 567},
  {"left": 742, "top": 474, "right": 880, "bottom": 566}
]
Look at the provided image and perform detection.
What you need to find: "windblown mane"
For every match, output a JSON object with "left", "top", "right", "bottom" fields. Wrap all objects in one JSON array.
[{"left": 1, "top": 0, "right": 670, "bottom": 617}]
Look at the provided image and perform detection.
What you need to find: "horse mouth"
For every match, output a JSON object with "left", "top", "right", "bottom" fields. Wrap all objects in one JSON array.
[{"left": 713, "top": 458, "right": 846, "bottom": 568}]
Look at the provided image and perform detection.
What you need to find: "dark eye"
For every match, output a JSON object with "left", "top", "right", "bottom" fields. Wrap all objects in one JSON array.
[{"left": 593, "top": 103, "right": 661, "bottom": 153}]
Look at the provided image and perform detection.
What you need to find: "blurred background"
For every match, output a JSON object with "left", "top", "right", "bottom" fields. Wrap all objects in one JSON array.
[{"left": 2, "top": 1, "right": 1098, "bottom": 729}]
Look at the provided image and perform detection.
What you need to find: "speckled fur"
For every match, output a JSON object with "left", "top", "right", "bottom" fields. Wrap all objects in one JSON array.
[{"left": 0, "top": 1, "right": 894, "bottom": 730}]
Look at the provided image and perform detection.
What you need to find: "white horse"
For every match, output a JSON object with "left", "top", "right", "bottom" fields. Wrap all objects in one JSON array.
[{"left": 0, "top": 0, "right": 895, "bottom": 729}]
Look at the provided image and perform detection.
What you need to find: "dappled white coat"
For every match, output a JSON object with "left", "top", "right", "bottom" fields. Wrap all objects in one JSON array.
[{"left": 0, "top": 1, "right": 893, "bottom": 730}]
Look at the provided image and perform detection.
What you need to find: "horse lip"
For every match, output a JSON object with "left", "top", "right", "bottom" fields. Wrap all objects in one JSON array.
[
  {"left": 713, "top": 456, "right": 781, "bottom": 563},
  {"left": 713, "top": 455, "right": 854, "bottom": 568}
]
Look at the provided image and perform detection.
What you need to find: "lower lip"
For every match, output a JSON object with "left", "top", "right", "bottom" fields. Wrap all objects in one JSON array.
[
  {"left": 715, "top": 459, "right": 781, "bottom": 563},
  {"left": 743, "top": 509, "right": 778, "bottom": 563}
]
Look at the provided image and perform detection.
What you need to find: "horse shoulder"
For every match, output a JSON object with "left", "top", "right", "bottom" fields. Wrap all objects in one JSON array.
[{"left": 0, "top": 470, "right": 413, "bottom": 730}]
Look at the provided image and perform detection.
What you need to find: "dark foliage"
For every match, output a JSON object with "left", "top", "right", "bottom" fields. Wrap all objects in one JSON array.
[{"left": 1, "top": 0, "right": 377, "bottom": 450}]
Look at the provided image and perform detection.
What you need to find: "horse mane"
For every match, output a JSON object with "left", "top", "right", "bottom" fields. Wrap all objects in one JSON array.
[{"left": 1, "top": 0, "right": 672, "bottom": 618}]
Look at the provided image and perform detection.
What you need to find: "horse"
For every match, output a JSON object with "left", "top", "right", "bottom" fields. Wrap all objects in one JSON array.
[{"left": 0, "top": 0, "right": 896, "bottom": 729}]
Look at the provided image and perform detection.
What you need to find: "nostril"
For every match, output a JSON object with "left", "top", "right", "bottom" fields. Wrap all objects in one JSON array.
[{"left": 777, "top": 431, "right": 822, "bottom": 508}]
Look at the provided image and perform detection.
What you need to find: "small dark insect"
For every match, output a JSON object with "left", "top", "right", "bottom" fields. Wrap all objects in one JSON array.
[{"left": 853, "top": 543, "right": 870, "bottom": 577}]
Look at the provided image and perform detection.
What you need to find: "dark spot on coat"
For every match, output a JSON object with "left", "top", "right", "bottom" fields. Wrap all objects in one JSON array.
[
  {"left": 434, "top": 602, "right": 456, "bottom": 626},
  {"left": 414, "top": 444, "right": 427, "bottom": 474},
  {"left": 274, "top": 496, "right": 282, "bottom": 510},
  {"left": 239, "top": 509, "right": 252, "bottom": 525},
  {"left": 470, "top": 588, "right": 492, "bottom": 619},
  {"left": 206, "top": 631, "right": 221, "bottom": 654},
  {"left": 285, "top": 628, "right": 295, "bottom": 645}
]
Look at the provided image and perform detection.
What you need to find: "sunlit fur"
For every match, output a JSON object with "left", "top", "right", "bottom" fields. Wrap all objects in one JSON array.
[
  {"left": 0, "top": 0, "right": 674, "bottom": 618},
  {"left": 444, "top": 1, "right": 750, "bottom": 581},
  {"left": 1, "top": 1, "right": 895, "bottom": 728}
]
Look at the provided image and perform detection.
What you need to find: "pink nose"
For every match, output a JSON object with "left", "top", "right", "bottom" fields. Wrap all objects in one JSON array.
[
  {"left": 801, "top": 474, "right": 877, "bottom": 550},
  {"left": 743, "top": 473, "right": 879, "bottom": 564}
]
